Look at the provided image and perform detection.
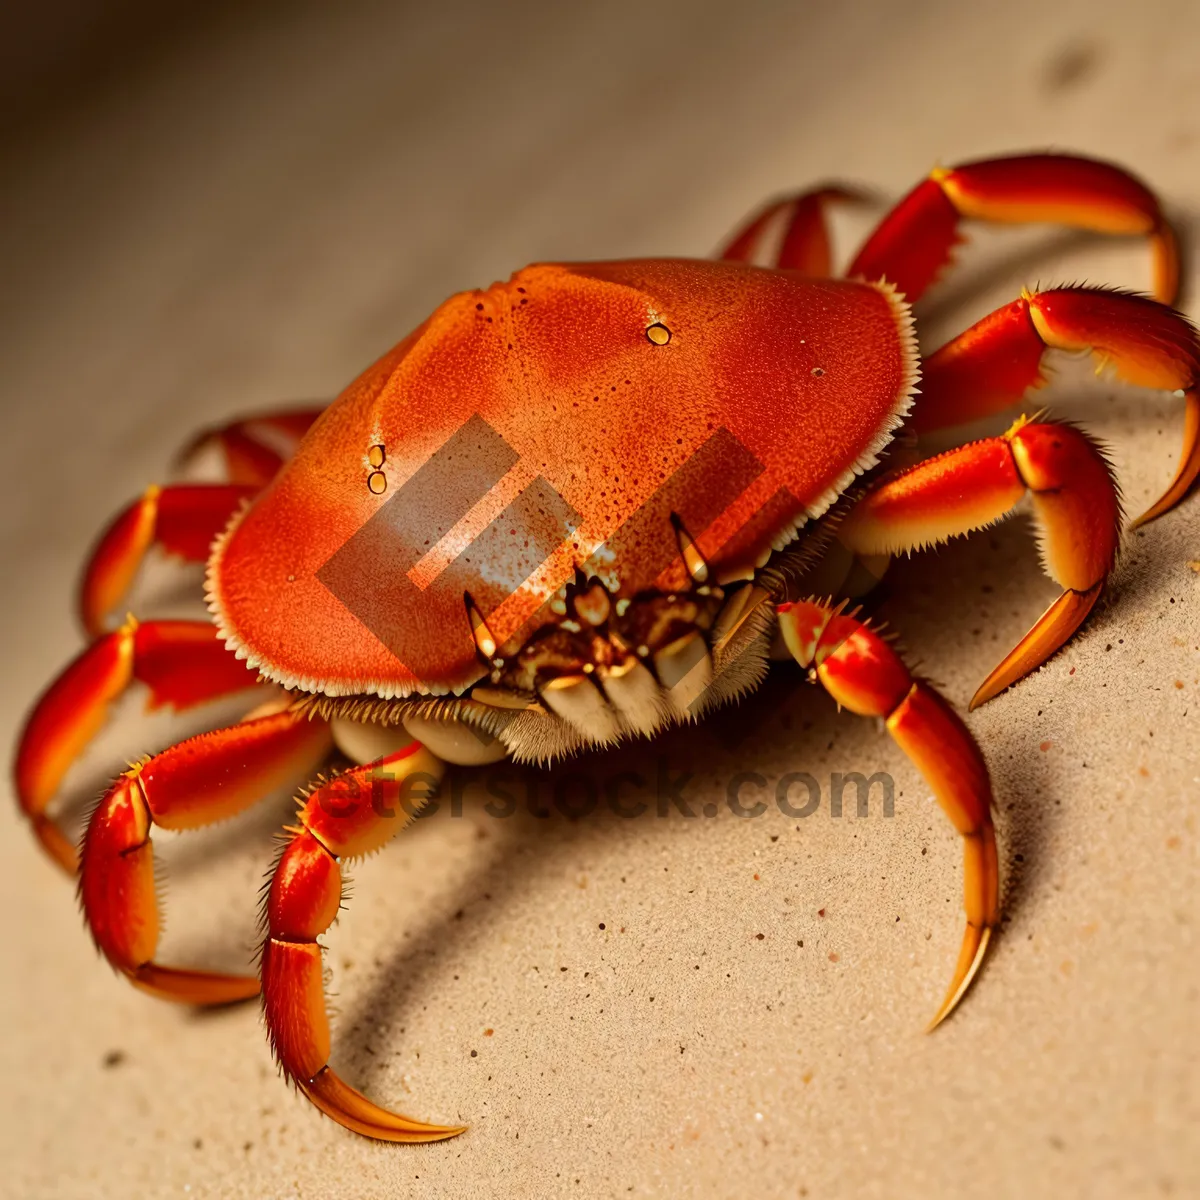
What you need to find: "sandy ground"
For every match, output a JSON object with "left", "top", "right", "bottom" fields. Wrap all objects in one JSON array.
[{"left": 1, "top": 2, "right": 1198, "bottom": 1196}]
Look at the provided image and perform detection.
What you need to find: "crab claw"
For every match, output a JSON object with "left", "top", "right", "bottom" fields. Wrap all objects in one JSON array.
[
  {"left": 1130, "top": 387, "right": 1200, "bottom": 527},
  {"left": 926, "top": 925, "right": 993, "bottom": 1032},
  {"left": 80, "top": 483, "right": 256, "bottom": 637},
  {"left": 261, "top": 744, "right": 466, "bottom": 1142},
  {"left": 175, "top": 406, "right": 324, "bottom": 487},
  {"left": 79, "top": 707, "right": 334, "bottom": 1003},
  {"left": 14, "top": 617, "right": 261, "bottom": 872},
  {"left": 886, "top": 682, "right": 1000, "bottom": 1029},
  {"left": 778, "top": 602, "right": 1000, "bottom": 1029},
  {"left": 300, "top": 1068, "right": 467, "bottom": 1143},
  {"left": 129, "top": 964, "right": 262, "bottom": 1005},
  {"left": 969, "top": 583, "right": 1102, "bottom": 710}
]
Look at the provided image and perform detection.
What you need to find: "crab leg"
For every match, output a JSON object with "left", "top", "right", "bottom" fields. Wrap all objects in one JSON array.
[
  {"left": 720, "top": 186, "right": 868, "bottom": 275},
  {"left": 777, "top": 600, "right": 998, "bottom": 1028},
  {"left": 175, "top": 405, "right": 325, "bottom": 487},
  {"left": 14, "top": 617, "right": 262, "bottom": 872},
  {"left": 909, "top": 286, "right": 1200, "bottom": 526},
  {"left": 81, "top": 483, "right": 257, "bottom": 636},
  {"left": 839, "top": 417, "right": 1120, "bottom": 709},
  {"left": 80, "top": 706, "right": 333, "bottom": 1003},
  {"left": 848, "top": 153, "right": 1178, "bottom": 305},
  {"left": 260, "top": 742, "right": 466, "bottom": 1142}
]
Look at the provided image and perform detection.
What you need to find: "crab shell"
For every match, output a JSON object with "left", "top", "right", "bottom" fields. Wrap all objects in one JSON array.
[{"left": 208, "top": 259, "right": 919, "bottom": 699}]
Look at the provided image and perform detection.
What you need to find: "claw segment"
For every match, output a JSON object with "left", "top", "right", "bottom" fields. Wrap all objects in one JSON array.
[
  {"left": 300, "top": 1069, "right": 467, "bottom": 1144},
  {"left": 840, "top": 419, "right": 1120, "bottom": 703},
  {"left": 14, "top": 619, "right": 261, "bottom": 872},
  {"left": 927, "top": 925, "right": 992, "bottom": 1032},
  {"left": 130, "top": 963, "right": 263, "bottom": 1005},
  {"left": 176, "top": 407, "right": 325, "bottom": 487},
  {"left": 969, "top": 583, "right": 1102, "bottom": 710},
  {"left": 720, "top": 186, "right": 867, "bottom": 275},
  {"left": 913, "top": 286, "right": 1200, "bottom": 525},
  {"left": 261, "top": 746, "right": 461, "bottom": 1142},
  {"left": 79, "top": 709, "right": 332, "bottom": 995},
  {"left": 1132, "top": 388, "right": 1200, "bottom": 526},
  {"left": 777, "top": 602, "right": 998, "bottom": 1028},
  {"left": 15, "top": 618, "right": 136, "bottom": 849},
  {"left": 81, "top": 483, "right": 257, "bottom": 636},
  {"left": 849, "top": 152, "right": 1178, "bottom": 304},
  {"left": 887, "top": 682, "right": 999, "bottom": 1028}
]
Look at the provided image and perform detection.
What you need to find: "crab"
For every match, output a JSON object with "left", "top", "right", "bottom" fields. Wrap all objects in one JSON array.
[{"left": 14, "top": 152, "right": 1199, "bottom": 1143}]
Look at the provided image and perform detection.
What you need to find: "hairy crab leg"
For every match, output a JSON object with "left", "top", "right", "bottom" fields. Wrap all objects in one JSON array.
[
  {"left": 80, "top": 706, "right": 333, "bottom": 1003},
  {"left": 81, "top": 483, "right": 257, "bottom": 636},
  {"left": 719, "top": 186, "right": 869, "bottom": 275},
  {"left": 14, "top": 617, "right": 262, "bottom": 872},
  {"left": 261, "top": 742, "right": 466, "bottom": 1142},
  {"left": 777, "top": 600, "right": 998, "bottom": 1028},
  {"left": 839, "top": 416, "right": 1121, "bottom": 709},
  {"left": 175, "top": 405, "right": 326, "bottom": 487},
  {"left": 848, "top": 153, "right": 1179, "bottom": 305},
  {"left": 909, "top": 285, "right": 1200, "bottom": 526}
]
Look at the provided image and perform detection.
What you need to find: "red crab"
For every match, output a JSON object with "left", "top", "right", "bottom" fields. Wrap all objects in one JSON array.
[{"left": 14, "top": 152, "right": 1198, "bottom": 1142}]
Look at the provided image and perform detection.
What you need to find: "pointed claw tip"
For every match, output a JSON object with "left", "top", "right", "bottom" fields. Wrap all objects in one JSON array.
[
  {"left": 1129, "top": 501, "right": 1169, "bottom": 529},
  {"left": 970, "top": 655, "right": 1028, "bottom": 711},
  {"left": 1132, "top": 389, "right": 1200, "bottom": 526},
  {"left": 31, "top": 815, "right": 80, "bottom": 875},
  {"left": 129, "top": 963, "right": 261, "bottom": 1006},
  {"left": 925, "top": 924, "right": 992, "bottom": 1033},
  {"left": 299, "top": 1066, "right": 468, "bottom": 1143}
]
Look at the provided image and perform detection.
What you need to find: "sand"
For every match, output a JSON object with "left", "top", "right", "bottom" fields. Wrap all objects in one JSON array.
[{"left": 1, "top": 2, "right": 1198, "bottom": 1196}]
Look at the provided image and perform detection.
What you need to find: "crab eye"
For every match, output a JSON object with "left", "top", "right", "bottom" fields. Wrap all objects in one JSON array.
[
  {"left": 367, "top": 443, "right": 386, "bottom": 467},
  {"left": 367, "top": 471, "right": 387, "bottom": 495},
  {"left": 646, "top": 322, "right": 671, "bottom": 346}
]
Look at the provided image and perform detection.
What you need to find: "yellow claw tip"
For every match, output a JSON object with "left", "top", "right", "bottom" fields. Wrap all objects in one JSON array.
[
  {"left": 31, "top": 815, "right": 80, "bottom": 875},
  {"left": 128, "top": 963, "right": 261, "bottom": 1006},
  {"left": 1130, "top": 493, "right": 1178, "bottom": 528},
  {"left": 299, "top": 1067, "right": 468, "bottom": 1143},
  {"left": 926, "top": 924, "right": 992, "bottom": 1032}
]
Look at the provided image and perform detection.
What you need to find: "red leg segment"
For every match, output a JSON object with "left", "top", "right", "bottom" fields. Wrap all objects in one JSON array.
[
  {"left": 80, "top": 707, "right": 333, "bottom": 1003},
  {"left": 720, "top": 186, "right": 868, "bottom": 275},
  {"left": 839, "top": 416, "right": 1121, "bottom": 708},
  {"left": 848, "top": 153, "right": 1179, "bottom": 305},
  {"left": 777, "top": 600, "right": 998, "bottom": 1028},
  {"left": 81, "top": 483, "right": 256, "bottom": 636},
  {"left": 260, "top": 742, "right": 464, "bottom": 1142},
  {"left": 910, "top": 286, "right": 1200, "bottom": 526},
  {"left": 14, "top": 618, "right": 262, "bottom": 872},
  {"left": 83, "top": 406, "right": 324, "bottom": 633},
  {"left": 176, "top": 406, "right": 325, "bottom": 488}
]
